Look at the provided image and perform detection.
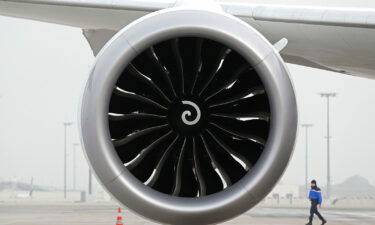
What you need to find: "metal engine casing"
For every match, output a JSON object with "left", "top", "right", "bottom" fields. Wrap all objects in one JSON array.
[{"left": 80, "top": 8, "right": 297, "bottom": 225}]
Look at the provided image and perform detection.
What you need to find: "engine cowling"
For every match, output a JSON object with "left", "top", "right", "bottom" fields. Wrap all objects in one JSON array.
[{"left": 80, "top": 8, "right": 297, "bottom": 225}]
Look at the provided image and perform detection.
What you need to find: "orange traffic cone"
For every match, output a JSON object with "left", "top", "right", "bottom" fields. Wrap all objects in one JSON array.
[{"left": 116, "top": 207, "right": 124, "bottom": 225}]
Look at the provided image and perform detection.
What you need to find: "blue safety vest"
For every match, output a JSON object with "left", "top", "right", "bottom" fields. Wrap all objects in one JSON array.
[{"left": 309, "top": 187, "right": 323, "bottom": 204}]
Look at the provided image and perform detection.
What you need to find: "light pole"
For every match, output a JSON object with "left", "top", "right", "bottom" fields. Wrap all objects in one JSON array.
[
  {"left": 72, "top": 143, "right": 79, "bottom": 191},
  {"left": 301, "top": 124, "right": 313, "bottom": 195},
  {"left": 63, "top": 122, "right": 72, "bottom": 199},
  {"left": 319, "top": 93, "right": 337, "bottom": 199},
  {"left": 88, "top": 168, "right": 92, "bottom": 195}
]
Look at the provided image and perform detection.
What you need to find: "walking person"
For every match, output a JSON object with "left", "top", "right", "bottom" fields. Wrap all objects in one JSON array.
[{"left": 306, "top": 180, "right": 327, "bottom": 225}]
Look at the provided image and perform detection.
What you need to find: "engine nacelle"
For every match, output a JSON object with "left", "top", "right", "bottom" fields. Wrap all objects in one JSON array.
[{"left": 80, "top": 7, "right": 297, "bottom": 225}]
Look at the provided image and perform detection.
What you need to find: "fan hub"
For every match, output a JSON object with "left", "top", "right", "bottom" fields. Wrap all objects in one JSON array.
[{"left": 167, "top": 97, "right": 209, "bottom": 136}]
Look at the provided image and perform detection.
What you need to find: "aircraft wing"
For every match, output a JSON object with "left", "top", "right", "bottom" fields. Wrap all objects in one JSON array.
[
  {"left": 224, "top": 3, "right": 375, "bottom": 78},
  {"left": 1, "top": 0, "right": 375, "bottom": 78},
  {"left": 0, "top": 0, "right": 171, "bottom": 29}
]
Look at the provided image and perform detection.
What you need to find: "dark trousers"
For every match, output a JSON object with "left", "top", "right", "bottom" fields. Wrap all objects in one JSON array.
[{"left": 309, "top": 200, "right": 325, "bottom": 222}]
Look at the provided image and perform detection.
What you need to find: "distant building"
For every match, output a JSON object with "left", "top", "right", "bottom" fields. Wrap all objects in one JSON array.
[
  {"left": 0, "top": 180, "right": 45, "bottom": 192},
  {"left": 268, "top": 183, "right": 300, "bottom": 198}
]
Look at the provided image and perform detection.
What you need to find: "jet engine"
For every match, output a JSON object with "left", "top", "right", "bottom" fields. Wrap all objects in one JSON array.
[{"left": 80, "top": 7, "right": 297, "bottom": 225}]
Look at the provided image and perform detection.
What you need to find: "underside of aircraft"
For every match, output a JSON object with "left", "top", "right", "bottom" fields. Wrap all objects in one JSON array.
[{"left": 0, "top": 0, "right": 374, "bottom": 224}]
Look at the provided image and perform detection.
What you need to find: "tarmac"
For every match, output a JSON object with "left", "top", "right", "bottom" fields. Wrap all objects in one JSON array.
[{"left": 0, "top": 202, "right": 374, "bottom": 225}]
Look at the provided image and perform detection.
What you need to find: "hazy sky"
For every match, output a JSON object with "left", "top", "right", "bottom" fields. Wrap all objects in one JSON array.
[{"left": 0, "top": 14, "right": 374, "bottom": 191}]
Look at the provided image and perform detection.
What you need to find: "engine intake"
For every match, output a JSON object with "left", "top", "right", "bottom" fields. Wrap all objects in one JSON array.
[{"left": 81, "top": 8, "right": 297, "bottom": 225}]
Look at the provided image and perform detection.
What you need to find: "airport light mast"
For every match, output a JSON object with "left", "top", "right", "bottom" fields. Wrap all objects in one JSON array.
[
  {"left": 88, "top": 169, "right": 92, "bottom": 195},
  {"left": 73, "top": 143, "right": 79, "bottom": 191},
  {"left": 301, "top": 123, "right": 313, "bottom": 195},
  {"left": 63, "top": 122, "right": 72, "bottom": 199},
  {"left": 319, "top": 92, "right": 337, "bottom": 199}
]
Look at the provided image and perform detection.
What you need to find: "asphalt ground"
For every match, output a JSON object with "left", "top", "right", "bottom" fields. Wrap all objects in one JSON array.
[{"left": 0, "top": 202, "right": 374, "bottom": 225}]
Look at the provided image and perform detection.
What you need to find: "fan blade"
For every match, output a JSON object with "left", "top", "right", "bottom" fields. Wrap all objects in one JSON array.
[
  {"left": 198, "top": 47, "right": 232, "bottom": 95},
  {"left": 205, "top": 129, "right": 252, "bottom": 171},
  {"left": 113, "top": 124, "right": 169, "bottom": 147},
  {"left": 200, "top": 134, "right": 232, "bottom": 189},
  {"left": 203, "top": 65, "right": 252, "bottom": 101},
  {"left": 210, "top": 122, "right": 266, "bottom": 146},
  {"left": 189, "top": 39, "right": 203, "bottom": 94},
  {"left": 144, "top": 135, "right": 180, "bottom": 187},
  {"left": 208, "top": 86, "right": 265, "bottom": 108},
  {"left": 108, "top": 113, "right": 167, "bottom": 139},
  {"left": 126, "top": 130, "right": 173, "bottom": 170},
  {"left": 114, "top": 88, "right": 166, "bottom": 110},
  {"left": 171, "top": 38, "right": 185, "bottom": 95},
  {"left": 147, "top": 46, "right": 177, "bottom": 98},
  {"left": 126, "top": 64, "right": 172, "bottom": 103},
  {"left": 210, "top": 94, "right": 270, "bottom": 116},
  {"left": 211, "top": 112, "right": 270, "bottom": 122},
  {"left": 171, "top": 138, "right": 187, "bottom": 196}
]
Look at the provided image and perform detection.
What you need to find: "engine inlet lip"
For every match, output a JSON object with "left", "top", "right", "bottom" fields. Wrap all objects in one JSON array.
[{"left": 81, "top": 8, "right": 297, "bottom": 225}]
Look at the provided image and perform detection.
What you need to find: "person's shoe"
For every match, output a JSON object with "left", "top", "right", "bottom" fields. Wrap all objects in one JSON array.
[
  {"left": 305, "top": 223, "right": 312, "bottom": 225},
  {"left": 321, "top": 220, "right": 327, "bottom": 225}
]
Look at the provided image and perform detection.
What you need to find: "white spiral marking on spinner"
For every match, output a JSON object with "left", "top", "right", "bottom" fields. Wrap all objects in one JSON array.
[{"left": 181, "top": 101, "right": 201, "bottom": 126}]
